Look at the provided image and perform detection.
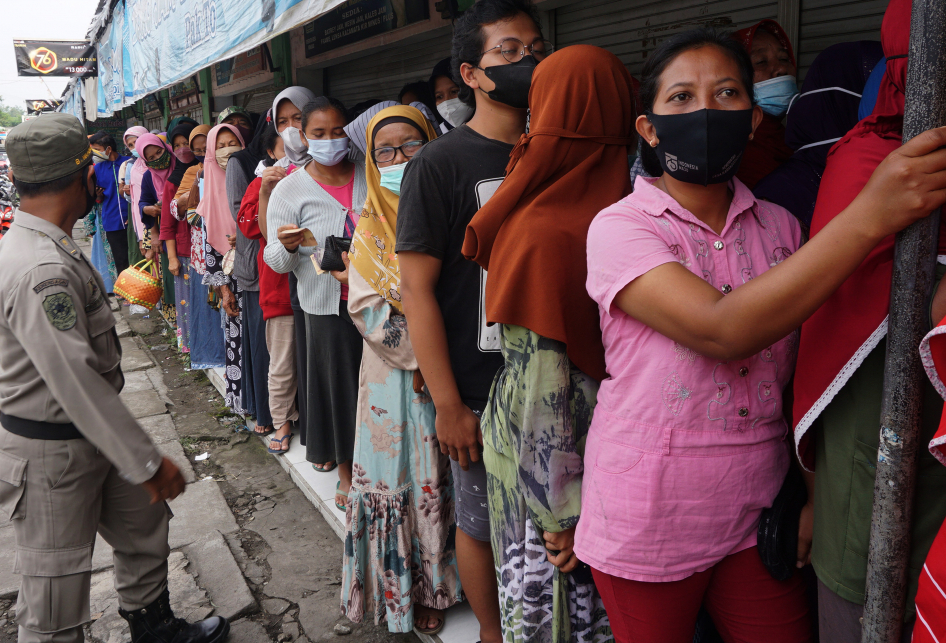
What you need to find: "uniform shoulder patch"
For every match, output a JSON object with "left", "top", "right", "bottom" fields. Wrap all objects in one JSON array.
[
  {"left": 33, "top": 278, "right": 70, "bottom": 294},
  {"left": 42, "top": 292, "right": 77, "bottom": 331}
]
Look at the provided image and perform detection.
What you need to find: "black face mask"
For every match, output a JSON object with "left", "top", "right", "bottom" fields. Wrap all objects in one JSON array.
[
  {"left": 647, "top": 108, "right": 754, "bottom": 186},
  {"left": 194, "top": 154, "right": 205, "bottom": 163},
  {"left": 478, "top": 56, "right": 538, "bottom": 109}
]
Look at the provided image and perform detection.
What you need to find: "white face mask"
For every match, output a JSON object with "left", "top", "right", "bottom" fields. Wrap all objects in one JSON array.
[
  {"left": 437, "top": 97, "right": 475, "bottom": 127},
  {"left": 306, "top": 136, "right": 350, "bottom": 166},
  {"left": 279, "top": 126, "right": 311, "bottom": 165}
]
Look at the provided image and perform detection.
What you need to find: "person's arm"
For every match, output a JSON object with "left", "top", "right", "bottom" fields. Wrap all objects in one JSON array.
[
  {"left": 258, "top": 166, "right": 287, "bottom": 243},
  {"left": 614, "top": 128, "right": 946, "bottom": 361},
  {"left": 348, "top": 261, "right": 418, "bottom": 371},
  {"left": 8, "top": 265, "right": 183, "bottom": 502},
  {"left": 263, "top": 189, "right": 302, "bottom": 274},
  {"left": 226, "top": 161, "right": 249, "bottom": 222},
  {"left": 160, "top": 181, "right": 180, "bottom": 273},
  {"left": 237, "top": 179, "right": 264, "bottom": 241},
  {"left": 400, "top": 250, "right": 481, "bottom": 470}
]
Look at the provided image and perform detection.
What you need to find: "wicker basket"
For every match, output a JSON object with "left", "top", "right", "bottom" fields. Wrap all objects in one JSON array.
[{"left": 114, "top": 259, "right": 163, "bottom": 309}]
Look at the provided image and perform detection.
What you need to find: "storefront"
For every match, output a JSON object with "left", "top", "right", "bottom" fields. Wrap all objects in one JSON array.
[
  {"left": 288, "top": 0, "right": 885, "bottom": 110},
  {"left": 290, "top": 0, "right": 453, "bottom": 108},
  {"left": 167, "top": 76, "right": 204, "bottom": 124},
  {"left": 212, "top": 43, "right": 288, "bottom": 119}
]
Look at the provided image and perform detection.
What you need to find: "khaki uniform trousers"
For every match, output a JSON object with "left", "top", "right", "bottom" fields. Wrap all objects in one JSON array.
[{"left": 0, "top": 430, "right": 170, "bottom": 643}]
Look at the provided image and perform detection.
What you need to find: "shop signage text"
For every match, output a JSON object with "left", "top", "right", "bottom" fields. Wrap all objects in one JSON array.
[{"left": 303, "top": 0, "right": 428, "bottom": 58}]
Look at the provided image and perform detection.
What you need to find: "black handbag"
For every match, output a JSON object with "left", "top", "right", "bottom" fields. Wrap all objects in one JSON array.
[
  {"left": 757, "top": 464, "right": 808, "bottom": 581},
  {"left": 317, "top": 236, "right": 353, "bottom": 272}
]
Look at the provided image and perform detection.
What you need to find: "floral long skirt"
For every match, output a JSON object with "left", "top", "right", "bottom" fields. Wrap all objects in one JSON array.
[{"left": 341, "top": 343, "right": 462, "bottom": 632}]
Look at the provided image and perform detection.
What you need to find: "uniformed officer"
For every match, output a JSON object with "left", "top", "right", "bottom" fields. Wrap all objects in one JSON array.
[{"left": 0, "top": 114, "right": 230, "bottom": 643}]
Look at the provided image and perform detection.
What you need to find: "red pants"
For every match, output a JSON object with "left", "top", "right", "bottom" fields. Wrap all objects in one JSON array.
[{"left": 593, "top": 547, "right": 812, "bottom": 643}]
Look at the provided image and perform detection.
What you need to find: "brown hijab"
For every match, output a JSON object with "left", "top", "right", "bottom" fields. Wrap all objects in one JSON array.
[{"left": 462, "top": 45, "right": 636, "bottom": 382}]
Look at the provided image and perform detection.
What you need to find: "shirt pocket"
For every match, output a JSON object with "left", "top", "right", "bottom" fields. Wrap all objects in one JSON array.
[
  {"left": 594, "top": 438, "right": 645, "bottom": 475},
  {"left": 0, "top": 450, "right": 27, "bottom": 521},
  {"left": 87, "top": 301, "right": 120, "bottom": 374}
]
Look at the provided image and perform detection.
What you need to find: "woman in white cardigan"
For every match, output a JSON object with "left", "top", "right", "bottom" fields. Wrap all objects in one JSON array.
[{"left": 264, "top": 97, "right": 366, "bottom": 510}]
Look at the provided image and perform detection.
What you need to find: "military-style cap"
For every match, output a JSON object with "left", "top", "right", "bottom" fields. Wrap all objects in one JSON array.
[{"left": 6, "top": 113, "right": 93, "bottom": 183}]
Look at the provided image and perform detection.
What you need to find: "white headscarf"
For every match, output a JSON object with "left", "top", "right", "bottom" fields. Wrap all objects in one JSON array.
[{"left": 272, "top": 86, "right": 318, "bottom": 166}]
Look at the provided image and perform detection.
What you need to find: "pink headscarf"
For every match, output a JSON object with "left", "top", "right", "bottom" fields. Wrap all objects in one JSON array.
[
  {"left": 123, "top": 126, "right": 150, "bottom": 240},
  {"left": 197, "top": 124, "right": 244, "bottom": 256},
  {"left": 134, "top": 133, "right": 176, "bottom": 197}
]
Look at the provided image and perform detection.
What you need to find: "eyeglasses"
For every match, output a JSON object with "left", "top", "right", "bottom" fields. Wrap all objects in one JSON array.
[
  {"left": 481, "top": 38, "right": 553, "bottom": 64},
  {"left": 372, "top": 140, "right": 425, "bottom": 164}
]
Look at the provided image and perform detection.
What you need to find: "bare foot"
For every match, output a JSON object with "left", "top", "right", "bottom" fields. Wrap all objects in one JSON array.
[
  {"left": 414, "top": 606, "right": 444, "bottom": 633},
  {"left": 268, "top": 425, "right": 292, "bottom": 452}
]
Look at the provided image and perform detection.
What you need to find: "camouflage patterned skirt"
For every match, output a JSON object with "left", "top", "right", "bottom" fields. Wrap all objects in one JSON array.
[{"left": 482, "top": 325, "right": 612, "bottom": 643}]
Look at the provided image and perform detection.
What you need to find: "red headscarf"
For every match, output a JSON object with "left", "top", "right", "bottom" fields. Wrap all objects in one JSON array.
[
  {"left": 792, "top": 0, "right": 946, "bottom": 467},
  {"left": 732, "top": 19, "right": 796, "bottom": 67},
  {"left": 732, "top": 20, "right": 796, "bottom": 188},
  {"left": 462, "top": 45, "right": 637, "bottom": 382}
]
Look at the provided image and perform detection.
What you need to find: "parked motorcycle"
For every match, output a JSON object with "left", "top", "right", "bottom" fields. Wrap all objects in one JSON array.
[{"left": 0, "top": 175, "right": 16, "bottom": 241}]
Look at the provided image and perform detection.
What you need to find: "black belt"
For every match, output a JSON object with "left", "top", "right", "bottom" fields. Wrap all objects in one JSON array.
[{"left": 0, "top": 413, "right": 83, "bottom": 440}]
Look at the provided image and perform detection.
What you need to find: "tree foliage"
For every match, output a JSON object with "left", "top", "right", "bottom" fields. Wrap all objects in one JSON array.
[{"left": 0, "top": 98, "right": 25, "bottom": 129}]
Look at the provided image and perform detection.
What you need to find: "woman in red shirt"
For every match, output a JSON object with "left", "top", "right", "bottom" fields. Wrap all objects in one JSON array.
[{"left": 237, "top": 124, "right": 297, "bottom": 453}]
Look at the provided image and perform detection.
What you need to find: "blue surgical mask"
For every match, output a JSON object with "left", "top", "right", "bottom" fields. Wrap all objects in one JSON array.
[
  {"left": 131, "top": 149, "right": 139, "bottom": 158},
  {"left": 378, "top": 162, "right": 406, "bottom": 195},
  {"left": 306, "top": 136, "right": 350, "bottom": 166},
  {"left": 754, "top": 75, "right": 798, "bottom": 118}
]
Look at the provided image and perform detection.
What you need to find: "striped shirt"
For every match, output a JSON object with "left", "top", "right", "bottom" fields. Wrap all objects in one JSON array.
[{"left": 263, "top": 164, "right": 367, "bottom": 316}]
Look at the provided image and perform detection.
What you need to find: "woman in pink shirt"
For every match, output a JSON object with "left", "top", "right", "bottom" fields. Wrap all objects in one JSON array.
[{"left": 577, "top": 27, "right": 946, "bottom": 643}]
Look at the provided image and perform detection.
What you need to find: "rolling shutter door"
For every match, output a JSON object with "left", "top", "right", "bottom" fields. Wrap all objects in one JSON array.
[
  {"left": 554, "top": 0, "right": 780, "bottom": 77},
  {"left": 796, "top": 0, "right": 884, "bottom": 78},
  {"left": 324, "top": 29, "right": 453, "bottom": 107},
  {"left": 236, "top": 85, "right": 279, "bottom": 116}
]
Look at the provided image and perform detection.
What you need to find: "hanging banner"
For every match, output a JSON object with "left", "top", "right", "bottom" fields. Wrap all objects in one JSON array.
[
  {"left": 25, "top": 99, "right": 62, "bottom": 114},
  {"left": 96, "top": 1, "right": 127, "bottom": 117},
  {"left": 60, "top": 83, "right": 85, "bottom": 124},
  {"left": 303, "top": 0, "right": 429, "bottom": 58},
  {"left": 13, "top": 40, "right": 98, "bottom": 77},
  {"left": 123, "top": 0, "right": 345, "bottom": 102}
]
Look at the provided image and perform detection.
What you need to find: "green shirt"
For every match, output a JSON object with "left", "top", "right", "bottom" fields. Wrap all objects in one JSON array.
[{"left": 812, "top": 339, "right": 946, "bottom": 617}]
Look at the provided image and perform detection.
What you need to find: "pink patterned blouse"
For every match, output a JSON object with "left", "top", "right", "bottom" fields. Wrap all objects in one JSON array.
[{"left": 575, "top": 176, "right": 803, "bottom": 582}]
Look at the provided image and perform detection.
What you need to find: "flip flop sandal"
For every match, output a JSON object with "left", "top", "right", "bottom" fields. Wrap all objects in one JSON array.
[
  {"left": 312, "top": 461, "right": 338, "bottom": 473},
  {"left": 254, "top": 425, "right": 275, "bottom": 436},
  {"left": 414, "top": 614, "right": 445, "bottom": 636},
  {"left": 335, "top": 482, "right": 348, "bottom": 511},
  {"left": 267, "top": 433, "right": 292, "bottom": 454}
]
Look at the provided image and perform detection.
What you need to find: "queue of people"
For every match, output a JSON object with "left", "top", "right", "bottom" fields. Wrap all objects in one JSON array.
[{"left": 47, "top": 0, "right": 946, "bottom": 640}]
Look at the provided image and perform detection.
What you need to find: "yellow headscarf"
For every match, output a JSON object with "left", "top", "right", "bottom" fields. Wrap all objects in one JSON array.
[{"left": 350, "top": 105, "right": 438, "bottom": 312}]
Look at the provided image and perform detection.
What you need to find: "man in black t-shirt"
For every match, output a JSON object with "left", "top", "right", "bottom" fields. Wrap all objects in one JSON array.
[{"left": 396, "top": 0, "right": 543, "bottom": 638}]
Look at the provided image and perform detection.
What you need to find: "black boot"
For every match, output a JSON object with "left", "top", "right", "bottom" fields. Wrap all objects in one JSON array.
[{"left": 119, "top": 588, "right": 230, "bottom": 643}]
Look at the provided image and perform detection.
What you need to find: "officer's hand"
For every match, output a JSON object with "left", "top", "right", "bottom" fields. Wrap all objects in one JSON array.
[{"left": 141, "top": 457, "right": 186, "bottom": 504}]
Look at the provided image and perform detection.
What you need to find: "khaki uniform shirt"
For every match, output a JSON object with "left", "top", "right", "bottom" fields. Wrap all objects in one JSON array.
[{"left": 0, "top": 210, "right": 161, "bottom": 485}]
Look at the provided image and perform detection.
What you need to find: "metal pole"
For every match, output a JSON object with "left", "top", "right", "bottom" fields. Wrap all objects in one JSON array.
[{"left": 861, "top": 0, "right": 946, "bottom": 640}]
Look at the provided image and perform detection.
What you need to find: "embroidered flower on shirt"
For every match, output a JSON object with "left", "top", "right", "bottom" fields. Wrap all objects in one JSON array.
[
  {"left": 669, "top": 244, "right": 691, "bottom": 268},
  {"left": 662, "top": 371, "right": 692, "bottom": 416},
  {"left": 770, "top": 246, "right": 793, "bottom": 266},
  {"left": 673, "top": 342, "right": 697, "bottom": 363},
  {"left": 757, "top": 204, "right": 781, "bottom": 243}
]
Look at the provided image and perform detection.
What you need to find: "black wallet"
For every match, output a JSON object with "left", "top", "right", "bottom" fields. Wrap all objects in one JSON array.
[
  {"left": 757, "top": 464, "right": 808, "bottom": 581},
  {"left": 318, "top": 236, "right": 352, "bottom": 272}
]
